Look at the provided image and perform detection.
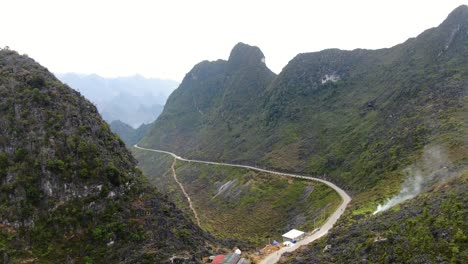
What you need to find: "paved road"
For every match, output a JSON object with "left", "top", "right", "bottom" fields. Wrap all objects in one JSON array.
[{"left": 134, "top": 145, "right": 351, "bottom": 264}]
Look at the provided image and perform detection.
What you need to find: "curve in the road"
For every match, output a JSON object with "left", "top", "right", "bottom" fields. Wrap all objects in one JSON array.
[{"left": 134, "top": 145, "right": 351, "bottom": 264}]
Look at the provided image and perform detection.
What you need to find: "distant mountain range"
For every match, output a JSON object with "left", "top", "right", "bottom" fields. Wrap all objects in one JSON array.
[{"left": 56, "top": 73, "right": 178, "bottom": 128}]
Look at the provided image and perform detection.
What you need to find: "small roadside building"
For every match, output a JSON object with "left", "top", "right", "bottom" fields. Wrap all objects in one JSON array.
[
  {"left": 209, "top": 249, "right": 250, "bottom": 264},
  {"left": 221, "top": 253, "right": 241, "bottom": 264},
  {"left": 211, "top": 255, "right": 225, "bottom": 264},
  {"left": 282, "top": 229, "right": 305, "bottom": 242}
]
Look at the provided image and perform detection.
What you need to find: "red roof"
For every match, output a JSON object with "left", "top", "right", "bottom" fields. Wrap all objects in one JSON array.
[{"left": 212, "top": 255, "right": 226, "bottom": 264}]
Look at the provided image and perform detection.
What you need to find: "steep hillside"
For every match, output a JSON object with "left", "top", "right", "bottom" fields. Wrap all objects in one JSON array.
[
  {"left": 141, "top": 6, "right": 467, "bottom": 194},
  {"left": 282, "top": 7, "right": 468, "bottom": 263},
  {"left": 110, "top": 120, "right": 150, "bottom": 146},
  {"left": 141, "top": 42, "right": 276, "bottom": 158},
  {"left": 0, "top": 48, "right": 214, "bottom": 263}
]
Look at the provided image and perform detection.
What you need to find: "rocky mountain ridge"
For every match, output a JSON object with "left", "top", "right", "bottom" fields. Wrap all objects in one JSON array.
[{"left": 141, "top": 5, "right": 467, "bottom": 193}]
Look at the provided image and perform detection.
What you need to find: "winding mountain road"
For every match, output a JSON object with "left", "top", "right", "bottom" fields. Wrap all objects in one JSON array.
[{"left": 134, "top": 145, "right": 351, "bottom": 264}]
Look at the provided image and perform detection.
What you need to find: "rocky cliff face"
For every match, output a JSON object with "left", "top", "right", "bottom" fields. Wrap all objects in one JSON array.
[{"left": 0, "top": 48, "right": 214, "bottom": 263}]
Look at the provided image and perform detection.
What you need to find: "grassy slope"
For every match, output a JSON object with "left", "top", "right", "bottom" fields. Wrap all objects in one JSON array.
[{"left": 132, "top": 148, "right": 341, "bottom": 246}]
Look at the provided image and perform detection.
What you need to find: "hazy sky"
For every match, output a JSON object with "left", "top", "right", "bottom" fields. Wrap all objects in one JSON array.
[{"left": 1, "top": 0, "right": 466, "bottom": 81}]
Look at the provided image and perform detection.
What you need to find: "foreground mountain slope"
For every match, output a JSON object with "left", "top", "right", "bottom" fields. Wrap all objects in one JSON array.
[
  {"left": 141, "top": 6, "right": 467, "bottom": 193},
  {"left": 0, "top": 48, "right": 213, "bottom": 263}
]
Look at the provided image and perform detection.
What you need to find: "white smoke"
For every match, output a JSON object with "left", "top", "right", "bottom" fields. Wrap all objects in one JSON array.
[{"left": 373, "top": 146, "right": 450, "bottom": 215}]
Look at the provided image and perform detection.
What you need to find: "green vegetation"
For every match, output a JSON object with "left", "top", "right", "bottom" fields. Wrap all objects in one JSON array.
[
  {"left": 282, "top": 173, "right": 468, "bottom": 263},
  {"left": 141, "top": 10, "right": 467, "bottom": 195},
  {"left": 0, "top": 48, "right": 215, "bottom": 263},
  {"left": 139, "top": 6, "right": 468, "bottom": 263},
  {"left": 132, "top": 148, "right": 341, "bottom": 246}
]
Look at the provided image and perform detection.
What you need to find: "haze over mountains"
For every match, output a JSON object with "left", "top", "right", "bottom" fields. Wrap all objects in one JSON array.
[{"left": 57, "top": 73, "right": 178, "bottom": 128}]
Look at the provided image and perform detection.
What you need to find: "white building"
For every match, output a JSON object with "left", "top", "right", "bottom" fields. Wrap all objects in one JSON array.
[{"left": 282, "top": 229, "right": 305, "bottom": 242}]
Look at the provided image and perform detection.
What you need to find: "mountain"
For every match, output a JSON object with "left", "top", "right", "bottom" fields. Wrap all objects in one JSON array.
[
  {"left": 140, "top": 7, "right": 467, "bottom": 193},
  {"left": 0, "top": 48, "right": 215, "bottom": 263},
  {"left": 139, "top": 5, "right": 468, "bottom": 263},
  {"left": 57, "top": 73, "right": 178, "bottom": 128},
  {"left": 141, "top": 42, "right": 276, "bottom": 159},
  {"left": 110, "top": 120, "right": 150, "bottom": 146}
]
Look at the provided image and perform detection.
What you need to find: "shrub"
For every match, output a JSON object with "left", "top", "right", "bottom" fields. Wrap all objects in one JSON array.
[
  {"left": 84, "top": 256, "right": 93, "bottom": 264},
  {"left": 78, "top": 141, "right": 88, "bottom": 154},
  {"left": 79, "top": 168, "right": 89, "bottom": 178},
  {"left": 55, "top": 160, "right": 65, "bottom": 171},
  {"left": 14, "top": 148, "right": 27, "bottom": 162},
  {"left": 0, "top": 152, "right": 8, "bottom": 169},
  {"left": 47, "top": 159, "right": 66, "bottom": 172},
  {"left": 105, "top": 163, "right": 121, "bottom": 186},
  {"left": 27, "top": 75, "right": 46, "bottom": 88},
  {"left": 25, "top": 185, "right": 42, "bottom": 205},
  {"left": 91, "top": 227, "right": 104, "bottom": 240},
  {"left": 0, "top": 152, "right": 7, "bottom": 177}
]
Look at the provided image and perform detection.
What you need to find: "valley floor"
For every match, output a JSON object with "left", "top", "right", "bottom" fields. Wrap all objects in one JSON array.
[{"left": 134, "top": 145, "right": 351, "bottom": 262}]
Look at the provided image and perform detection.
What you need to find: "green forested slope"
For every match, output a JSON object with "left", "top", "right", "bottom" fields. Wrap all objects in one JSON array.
[{"left": 0, "top": 48, "right": 215, "bottom": 263}]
